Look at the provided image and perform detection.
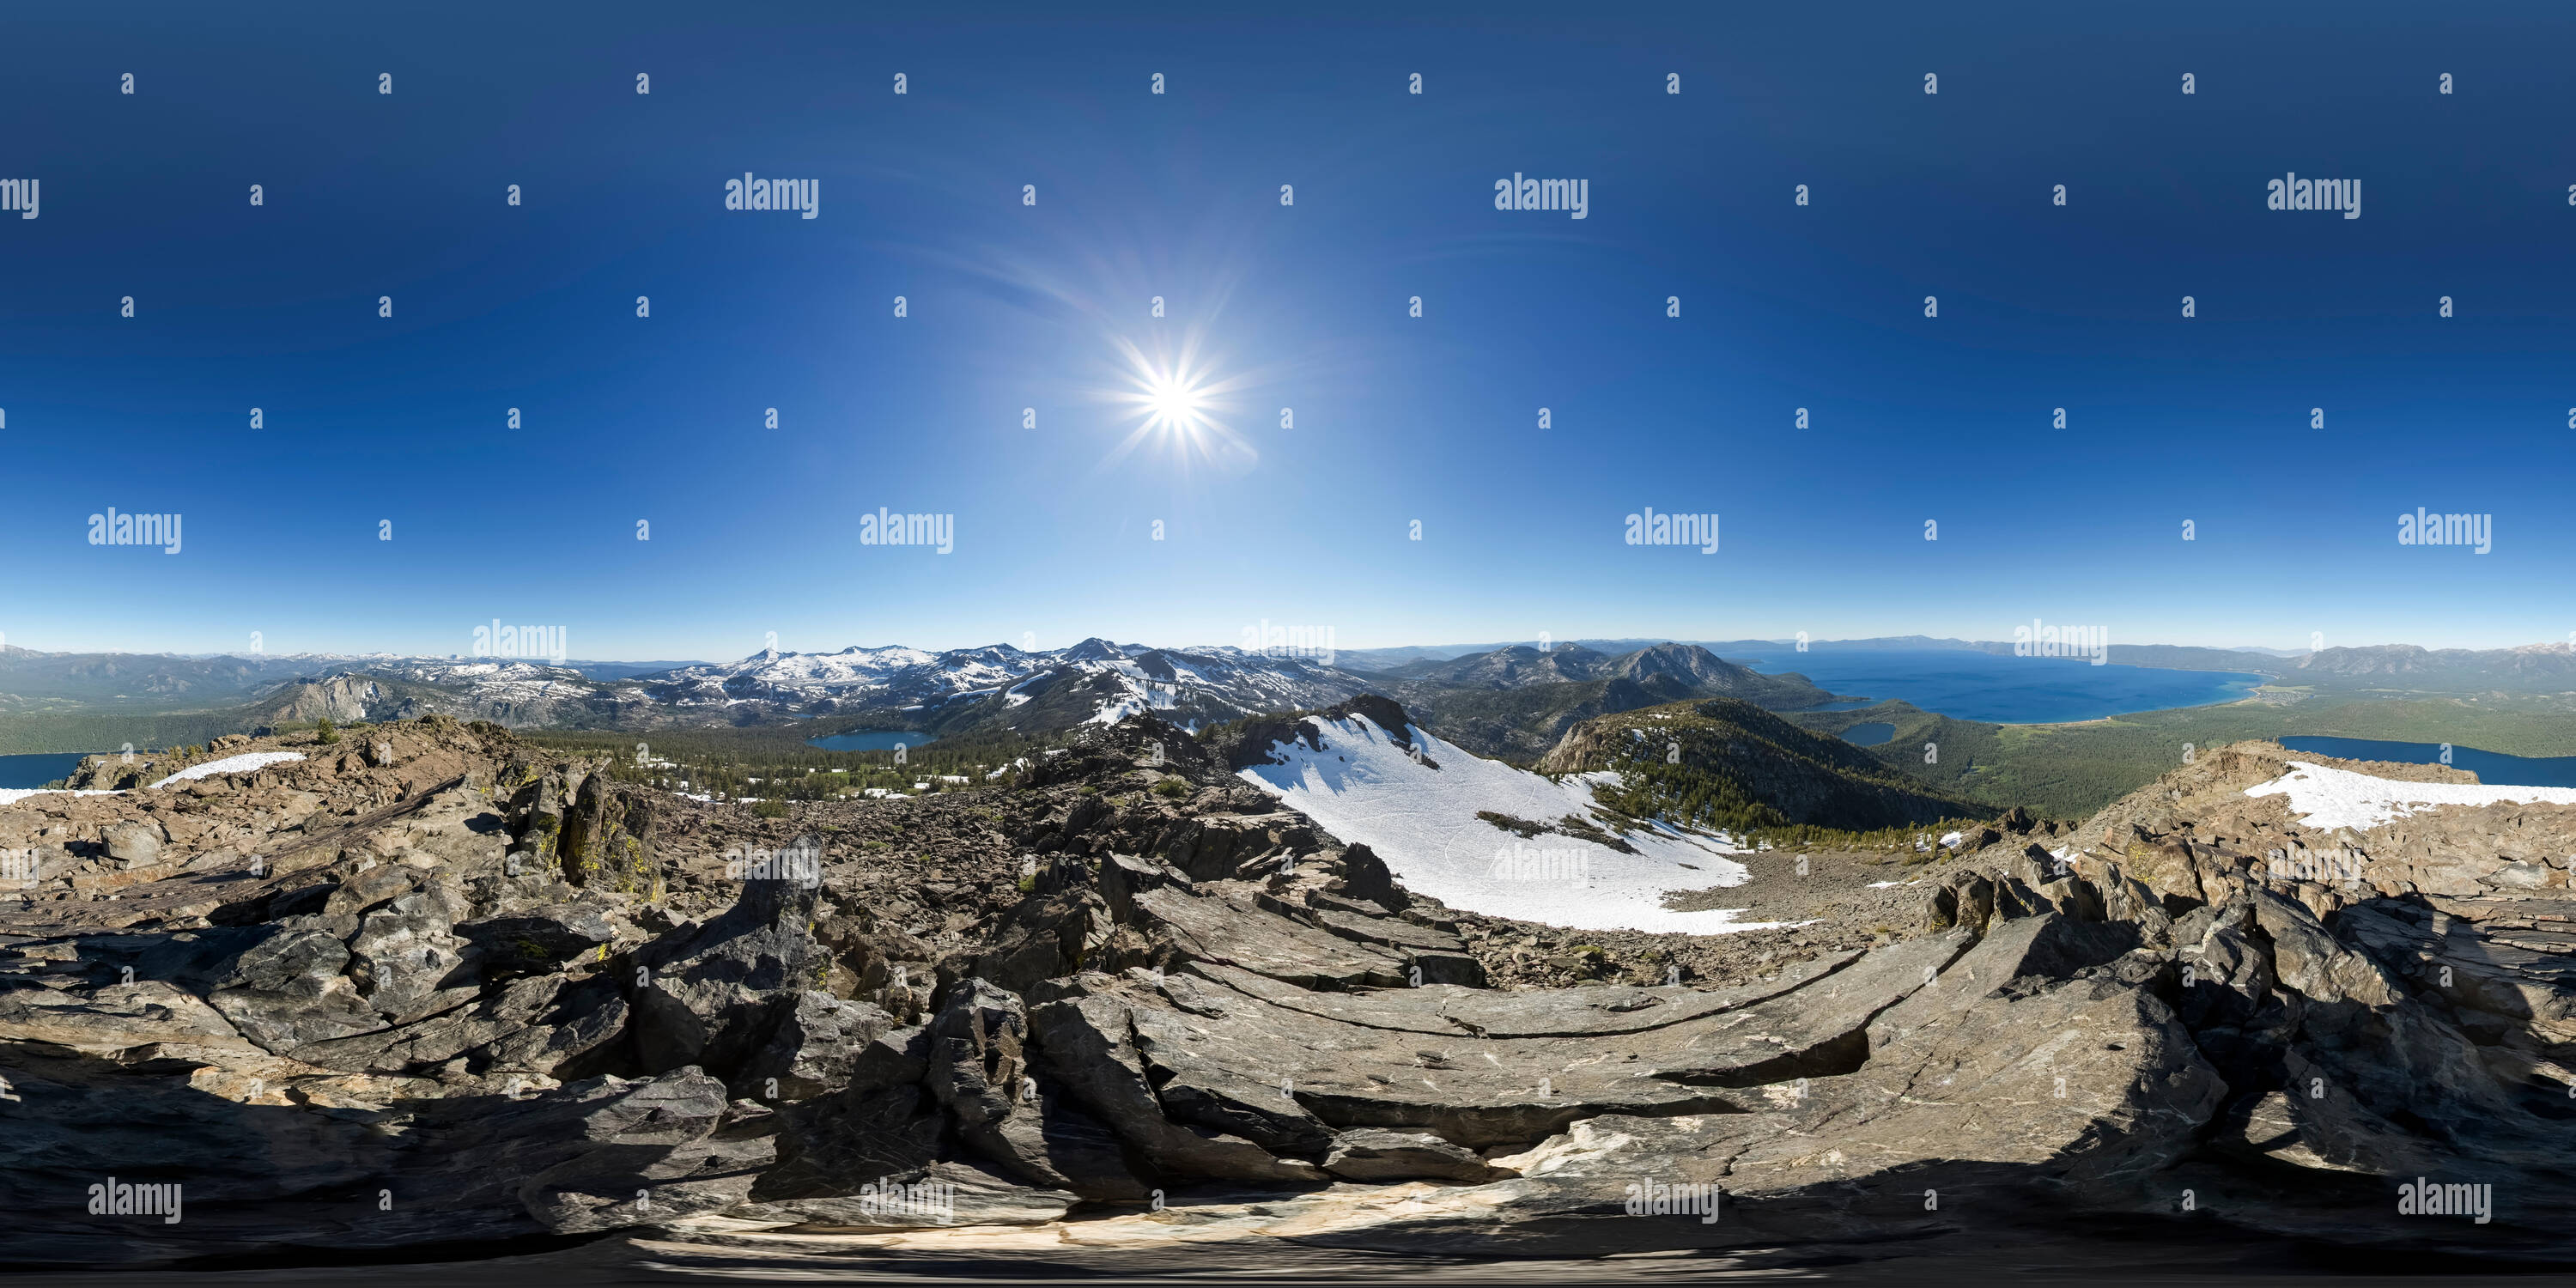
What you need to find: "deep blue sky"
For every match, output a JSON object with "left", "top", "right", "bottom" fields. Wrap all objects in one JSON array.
[{"left": 5, "top": 1, "right": 2573, "bottom": 660}]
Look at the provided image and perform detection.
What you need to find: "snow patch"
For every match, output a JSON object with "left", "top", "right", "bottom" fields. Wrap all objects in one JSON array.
[
  {"left": 1088, "top": 694, "right": 1148, "bottom": 726},
  {"left": 1235, "top": 712, "right": 1777, "bottom": 934},
  {"left": 0, "top": 788, "right": 119, "bottom": 808},
  {"left": 150, "top": 752, "right": 307, "bottom": 789},
  {"left": 2245, "top": 760, "right": 2576, "bottom": 832}
]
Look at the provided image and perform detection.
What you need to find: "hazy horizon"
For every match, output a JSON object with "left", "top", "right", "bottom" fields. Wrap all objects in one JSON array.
[{"left": 0, "top": 629, "right": 2555, "bottom": 666}]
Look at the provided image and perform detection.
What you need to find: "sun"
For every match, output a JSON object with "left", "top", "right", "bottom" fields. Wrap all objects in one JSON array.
[
  {"left": 1102, "top": 336, "right": 1258, "bottom": 473},
  {"left": 1145, "top": 374, "right": 1204, "bottom": 428}
]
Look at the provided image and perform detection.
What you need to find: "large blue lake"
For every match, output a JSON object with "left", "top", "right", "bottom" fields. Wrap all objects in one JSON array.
[
  {"left": 0, "top": 752, "right": 91, "bottom": 789},
  {"left": 2278, "top": 736, "right": 2576, "bottom": 789},
  {"left": 1732, "top": 648, "right": 2266, "bottom": 725}
]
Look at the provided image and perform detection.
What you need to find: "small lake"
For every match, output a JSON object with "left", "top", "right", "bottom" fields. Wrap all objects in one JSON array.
[
  {"left": 1840, "top": 722, "right": 1896, "bottom": 747},
  {"left": 0, "top": 752, "right": 92, "bottom": 789},
  {"left": 1734, "top": 648, "right": 2264, "bottom": 725},
  {"left": 806, "top": 730, "right": 935, "bottom": 752},
  {"left": 2278, "top": 736, "right": 2576, "bottom": 789}
]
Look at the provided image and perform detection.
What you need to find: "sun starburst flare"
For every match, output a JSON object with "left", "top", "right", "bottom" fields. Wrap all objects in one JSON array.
[{"left": 1101, "top": 335, "right": 1260, "bottom": 475}]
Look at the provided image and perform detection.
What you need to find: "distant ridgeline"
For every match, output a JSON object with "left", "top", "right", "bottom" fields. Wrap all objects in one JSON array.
[{"left": 1537, "top": 696, "right": 1985, "bottom": 835}]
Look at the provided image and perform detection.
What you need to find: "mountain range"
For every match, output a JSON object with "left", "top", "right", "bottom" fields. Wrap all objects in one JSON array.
[
  {"left": 9, "top": 637, "right": 2576, "bottom": 768},
  {"left": 206, "top": 641, "right": 1370, "bottom": 738},
  {"left": 0, "top": 639, "right": 1845, "bottom": 760}
]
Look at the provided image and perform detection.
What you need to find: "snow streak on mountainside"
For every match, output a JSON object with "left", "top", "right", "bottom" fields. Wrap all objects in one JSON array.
[
  {"left": 197, "top": 640, "right": 1380, "bottom": 735},
  {"left": 364, "top": 659, "right": 650, "bottom": 702},
  {"left": 1234, "top": 708, "right": 1771, "bottom": 934},
  {"left": 633, "top": 639, "right": 1375, "bottom": 732},
  {"left": 629, "top": 646, "right": 942, "bottom": 705}
]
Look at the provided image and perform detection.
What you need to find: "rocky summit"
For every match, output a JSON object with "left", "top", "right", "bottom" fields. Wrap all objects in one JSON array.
[{"left": 3, "top": 710, "right": 2573, "bottom": 1273}]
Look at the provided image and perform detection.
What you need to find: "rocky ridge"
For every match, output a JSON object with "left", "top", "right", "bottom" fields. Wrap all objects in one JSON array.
[{"left": 2, "top": 716, "right": 2572, "bottom": 1269}]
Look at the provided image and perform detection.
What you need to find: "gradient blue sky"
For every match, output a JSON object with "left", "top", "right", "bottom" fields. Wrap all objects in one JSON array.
[{"left": 5, "top": 1, "right": 2573, "bottom": 660}]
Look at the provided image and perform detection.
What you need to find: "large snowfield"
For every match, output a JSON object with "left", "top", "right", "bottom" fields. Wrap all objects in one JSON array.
[
  {"left": 2245, "top": 759, "right": 2576, "bottom": 832},
  {"left": 1235, "top": 711, "right": 1779, "bottom": 934}
]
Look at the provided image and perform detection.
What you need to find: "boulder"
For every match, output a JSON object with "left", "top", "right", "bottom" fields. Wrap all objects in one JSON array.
[
  {"left": 346, "top": 889, "right": 475, "bottom": 1022},
  {"left": 1025, "top": 984, "right": 1327, "bottom": 1183},
  {"left": 627, "top": 867, "right": 823, "bottom": 1080},
  {"left": 556, "top": 774, "right": 659, "bottom": 895},
  {"left": 454, "top": 902, "right": 620, "bottom": 979},
  {"left": 1323, "top": 1128, "right": 1500, "bottom": 1183},
  {"left": 205, "top": 926, "right": 388, "bottom": 1052},
  {"left": 972, "top": 886, "right": 1111, "bottom": 993},
  {"left": 756, "top": 1027, "right": 948, "bottom": 1201},
  {"left": 1131, "top": 882, "right": 1408, "bottom": 989},
  {"left": 288, "top": 969, "right": 629, "bottom": 1078},
  {"left": 105, "top": 823, "right": 164, "bottom": 869},
  {"left": 737, "top": 991, "right": 893, "bottom": 1102},
  {"left": 502, "top": 1069, "right": 772, "bottom": 1233}
]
